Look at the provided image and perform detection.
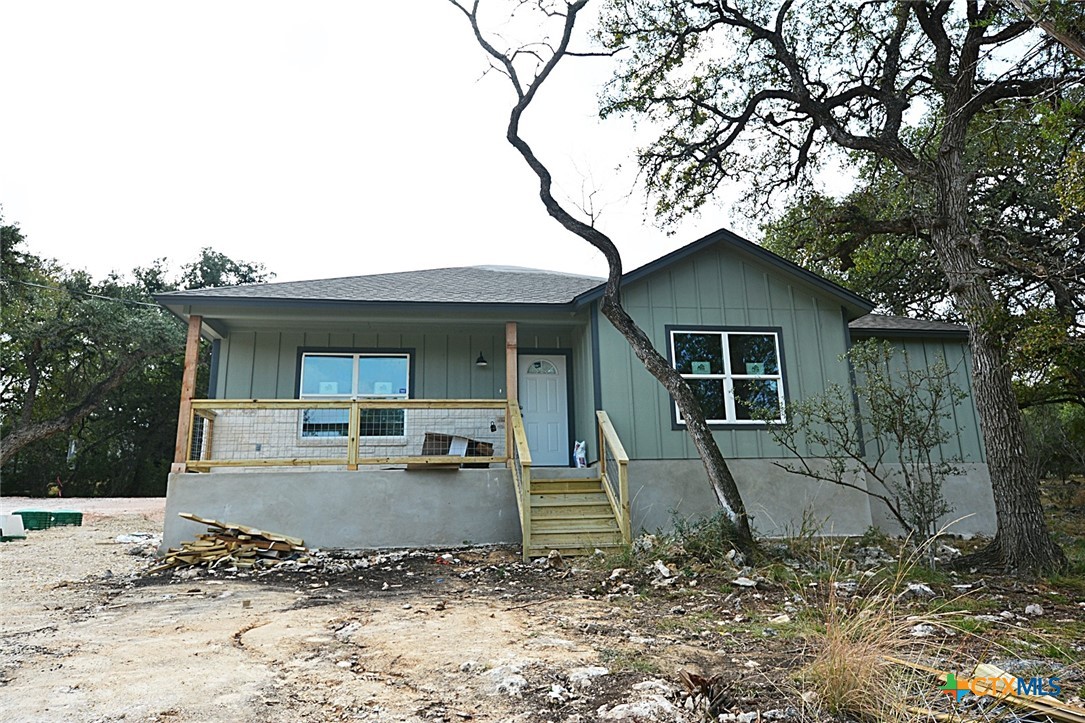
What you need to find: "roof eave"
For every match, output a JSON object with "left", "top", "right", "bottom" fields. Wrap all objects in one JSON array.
[
  {"left": 154, "top": 294, "right": 583, "bottom": 316},
  {"left": 849, "top": 327, "right": 969, "bottom": 340}
]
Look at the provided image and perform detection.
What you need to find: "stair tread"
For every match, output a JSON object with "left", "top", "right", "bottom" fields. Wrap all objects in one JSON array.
[
  {"left": 529, "top": 542, "right": 624, "bottom": 553},
  {"left": 530, "top": 477, "right": 602, "bottom": 484},
  {"left": 530, "top": 496, "right": 610, "bottom": 506},
  {"left": 531, "top": 516, "right": 619, "bottom": 527},
  {"left": 529, "top": 527, "right": 624, "bottom": 538},
  {"left": 532, "top": 527, "right": 621, "bottom": 537},
  {"left": 530, "top": 486, "right": 604, "bottom": 493}
]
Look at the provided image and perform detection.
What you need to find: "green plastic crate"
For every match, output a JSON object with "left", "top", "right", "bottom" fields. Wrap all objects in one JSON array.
[
  {"left": 52, "top": 511, "right": 83, "bottom": 527},
  {"left": 12, "top": 510, "right": 52, "bottom": 530}
]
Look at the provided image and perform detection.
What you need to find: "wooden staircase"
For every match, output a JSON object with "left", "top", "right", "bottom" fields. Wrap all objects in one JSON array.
[
  {"left": 525, "top": 476, "right": 624, "bottom": 558},
  {"left": 509, "top": 408, "right": 631, "bottom": 561}
]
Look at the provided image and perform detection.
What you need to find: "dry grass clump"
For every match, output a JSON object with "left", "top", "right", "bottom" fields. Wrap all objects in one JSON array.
[{"left": 799, "top": 546, "right": 947, "bottom": 721}]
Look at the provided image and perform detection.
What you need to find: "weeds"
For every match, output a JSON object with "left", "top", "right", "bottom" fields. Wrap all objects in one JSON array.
[
  {"left": 797, "top": 538, "right": 965, "bottom": 721},
  {"left": 598, "top": 648, "right": 661, "bottom": 675}
]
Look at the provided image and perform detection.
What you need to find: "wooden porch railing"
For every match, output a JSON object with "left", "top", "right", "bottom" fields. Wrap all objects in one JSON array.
[
  {"left": 507, "top": 403, "right": 532, "bottom": 557},
  {"left": 597, "top": 410, "right": 631, "bottom": 543},
  {"left": 181, "top": 399, "right": 509, "bottom": 471}
]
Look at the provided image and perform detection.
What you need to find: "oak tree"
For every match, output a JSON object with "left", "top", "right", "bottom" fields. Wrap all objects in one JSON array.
[{"left": 599, "top": 0, "right": 1079, "bottom": 572}]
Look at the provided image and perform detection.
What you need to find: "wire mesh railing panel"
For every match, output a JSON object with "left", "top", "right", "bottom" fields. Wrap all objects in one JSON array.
[
  {"left": 206, "top": 407, "right": 351, "bottom": 462},
  {"left": 185, "top": 401, "right": 509, "bottom": 468},
  {"left": 602, "top": 440, "right": 620, "bottom": 504},
  {"left": 359, "top": 405, "right": 506, "bottom": 461},
  {"left": 189, "top": 415, "right": 211, "bottom": 462}
]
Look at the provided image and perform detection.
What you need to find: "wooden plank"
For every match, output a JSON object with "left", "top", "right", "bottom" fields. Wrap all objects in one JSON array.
[
  {"left": 366, "top": 455, "right": 504, "bottom": 466},
  {"left": 186, "top": 458, "right": 350, "bottom": 469},
  {"left": 189, "top": 399, "right": 507, "bottom": 410},
  {"left": 178, "top": 513, "right": 305, "bottom": 547}
]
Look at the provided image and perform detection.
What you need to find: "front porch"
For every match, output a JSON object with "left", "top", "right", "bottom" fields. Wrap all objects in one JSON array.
[{"left": 167, "top": 391, "right": 632, "bottom": 559}]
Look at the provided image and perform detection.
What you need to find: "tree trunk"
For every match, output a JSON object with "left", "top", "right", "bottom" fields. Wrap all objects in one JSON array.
[
  {"left": 930, "top": 155, "right": 1067, "bottom": 574},
  {"left": 600, "top": 297, "right": 754, "bottom": 549},
  {"left": 450, "top": 0, "right": 755, "bottom": 554},
  {"left": 962, "top": 318, "right": 1068, "bottom": 573}
]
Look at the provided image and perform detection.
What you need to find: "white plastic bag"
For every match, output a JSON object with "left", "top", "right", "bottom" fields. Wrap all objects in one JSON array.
[{"left": 573, "top": 440, "right": 587, "bottom": 468}]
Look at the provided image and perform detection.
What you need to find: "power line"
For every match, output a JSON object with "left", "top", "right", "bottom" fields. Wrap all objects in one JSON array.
[{"left": 1, "top": 277, "right": 162, "bottom": 308}]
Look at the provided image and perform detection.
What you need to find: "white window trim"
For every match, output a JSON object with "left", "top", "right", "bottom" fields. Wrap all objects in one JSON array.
[{"left": 669, "top": 328, "right": 786, "bottom": 426}]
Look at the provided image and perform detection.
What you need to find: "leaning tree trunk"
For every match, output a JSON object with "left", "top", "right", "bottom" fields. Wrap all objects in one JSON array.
[
  {"left": 451, "top": 0, "right": 755, "bottom": 554},
  {"left": 931, "top": 154, "right": 1067, "bottom": 574},
  {"left": 599, "top": 297, "right": 755, "bottom": 548}
]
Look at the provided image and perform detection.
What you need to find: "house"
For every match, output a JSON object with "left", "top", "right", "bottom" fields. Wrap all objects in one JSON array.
[{"left": 155, "top": 228, "right": 995, "bottom": 556}]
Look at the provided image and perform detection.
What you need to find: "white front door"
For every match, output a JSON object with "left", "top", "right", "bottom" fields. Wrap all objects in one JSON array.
[{"left": 518, "top": 354, "right": 569, "bottom": 466}]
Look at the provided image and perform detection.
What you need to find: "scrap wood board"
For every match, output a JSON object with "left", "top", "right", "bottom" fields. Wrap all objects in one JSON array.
[{"left": 147, "top": 513, "right": 307, "bottom": 574}]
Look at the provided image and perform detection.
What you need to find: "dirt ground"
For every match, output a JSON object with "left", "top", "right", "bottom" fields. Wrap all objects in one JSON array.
[
  {"left": 0, "top": 500, "right": 735, "bottom": 722},
  {"left": 1, "top": 498, "right": 1083, "bottom": 723}
]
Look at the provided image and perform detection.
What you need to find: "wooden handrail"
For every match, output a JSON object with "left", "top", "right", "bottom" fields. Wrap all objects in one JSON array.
[
  {"left": 597, "top": 410, "right": 630, "bottom": 463},
  {"left": 597, "top": 410, "right": 632, "bottom": 544},
  {"left": 508, "top": 402, "right": 532, "bottom": 560},
  {"left": 509, "top": 404, "right": 533, "bottom": 468},
  {"left": 190, "top": 398, "right": 508, "bottom": 410}
]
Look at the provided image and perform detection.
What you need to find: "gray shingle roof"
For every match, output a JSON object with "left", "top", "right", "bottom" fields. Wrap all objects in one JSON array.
[
  {"left": 156, "top": 266, "right": 605, "bottom": 306},
  {"left": 849, "top": 313, "right": 968, "bottom": 337}
]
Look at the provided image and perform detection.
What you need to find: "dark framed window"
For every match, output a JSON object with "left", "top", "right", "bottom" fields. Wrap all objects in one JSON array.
[
  {"left": 668, "top": 327, "right": 786, "bottom": 425},
  {"left": 299, "top": 352, "right": 410, "bottom": 437}
]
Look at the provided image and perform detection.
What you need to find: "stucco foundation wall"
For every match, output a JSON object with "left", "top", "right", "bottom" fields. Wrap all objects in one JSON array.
[
  {"left": 626, "top": 459, "right": 996, "bottom": 538},
  {"left": 627, "top": 459, "right": 876, "bottom": 538},
  {"left": 864, "top": 463, "right": 996, "bottom": 538},
  {"left": 162, "top": 469, "right": 521, "bottom": 551}
]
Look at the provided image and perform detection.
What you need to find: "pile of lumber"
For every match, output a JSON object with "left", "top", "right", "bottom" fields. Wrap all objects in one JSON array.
[{"left": 148, "top": 513, "right": 307, "bottom": 573}]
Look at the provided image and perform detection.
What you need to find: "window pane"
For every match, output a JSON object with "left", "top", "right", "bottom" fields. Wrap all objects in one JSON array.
[
  {"left": 301, "top": 408, "right": 349, "bottom": 437},
  {"left": 733, "top": 379, "right": 781, "bottom": 420},
  {"left": 526, "top": 360, "right": 558, "bottom": 375},
  {"left": 673, "top": 333, "right": 724, "bottom": 375},
  {"left": 358, "top": 356, "right": 409, "bottom": 396},
  {"left": 301, "top": 356, "right": 354, "bottom": 396},
  {"left": 729, "top": 334, "right": 779, "bottom": 375},
  {"left": 682, "top": 379, "right": 727, "bottom": 421}
]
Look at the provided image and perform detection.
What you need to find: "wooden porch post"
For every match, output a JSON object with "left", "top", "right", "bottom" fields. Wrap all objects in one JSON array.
[
  {"left": 505, "top": 321, "right": 518, "bottom": 403},
  {"left": 171, "top": 314, "right": 203, "bottom": 473},
  {"left": 506, "top": 321, "right": 517, "bottom": 462}
]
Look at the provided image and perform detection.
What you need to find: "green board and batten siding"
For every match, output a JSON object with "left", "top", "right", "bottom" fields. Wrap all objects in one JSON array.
[
  {"left": 593, "top": 244, "right": 856, "bottom": 460},
  {"left": 214, "top": 321, "right": 591, "bottom": 413},
  {"left": 851, "top": 335, "right": 986, "bottom": 464}
]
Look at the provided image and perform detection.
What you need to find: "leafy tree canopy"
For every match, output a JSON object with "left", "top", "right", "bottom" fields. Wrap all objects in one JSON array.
[
  {"left": 597, "top": 0, "right": 1082, "bottom": 572},
  {"left": 1, "top": 215, "right": 272, "bottom": 495}
]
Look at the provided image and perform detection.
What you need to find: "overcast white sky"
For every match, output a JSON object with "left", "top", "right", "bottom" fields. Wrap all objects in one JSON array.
[{"left": 0, "top": 1, "right": 744, "bottom": 284}]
